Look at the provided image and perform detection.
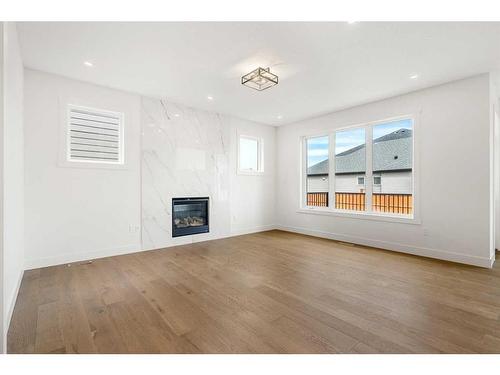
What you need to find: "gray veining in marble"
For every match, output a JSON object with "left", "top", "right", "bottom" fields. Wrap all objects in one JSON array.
[{"left": 141, "top": 97, "right": 231, "bottom": 250}]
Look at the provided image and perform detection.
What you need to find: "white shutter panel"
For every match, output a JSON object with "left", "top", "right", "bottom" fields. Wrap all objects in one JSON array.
[{"left": 68, "top": 105, "right": 124, "bottom": 164}]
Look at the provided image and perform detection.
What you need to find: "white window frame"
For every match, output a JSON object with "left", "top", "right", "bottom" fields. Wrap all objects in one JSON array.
[
  {"left": 373, "top": 176, "right": 382, "bottom": 185},
  {"left": 237, "top": 134, "right": 264, "bottom": 175},
  {"left": 357, "top": 176, "right": 365, "bottom": 185},
  {"left": 63, "top": 104, "right": 125, "bottom": 168},
  {"left": 299, "top": 114, "right": 419, "bottom": 224}
]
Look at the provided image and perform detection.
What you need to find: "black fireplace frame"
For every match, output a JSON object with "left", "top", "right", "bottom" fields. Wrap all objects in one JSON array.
[{"left": 172, "top": 197, "right": 209, "bottom": 238}]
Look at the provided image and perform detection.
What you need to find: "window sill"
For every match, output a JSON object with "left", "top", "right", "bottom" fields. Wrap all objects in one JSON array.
[
  {"left": 58, "top": 158, "right": 128, "bottom": 170},
  {"left": 237, "top": 170, "right": 265, "bottom": 176},
  {"left": 296, "top": 207, "right": 420, "bottom": 224}
]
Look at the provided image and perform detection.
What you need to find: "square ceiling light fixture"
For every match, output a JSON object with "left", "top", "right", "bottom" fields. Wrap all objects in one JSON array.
[{"left": 241, "top": 67, "right": 278, "bottom": 91}]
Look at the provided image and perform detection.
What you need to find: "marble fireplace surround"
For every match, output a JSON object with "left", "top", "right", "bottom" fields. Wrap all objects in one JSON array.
[{"left": 141, "top": 97, "right": 276, "bottom": 251}]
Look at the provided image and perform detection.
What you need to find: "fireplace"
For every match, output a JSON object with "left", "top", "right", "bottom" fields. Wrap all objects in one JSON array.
[{"left": 172, "top": 197, "right": 209, "bottom": 237}]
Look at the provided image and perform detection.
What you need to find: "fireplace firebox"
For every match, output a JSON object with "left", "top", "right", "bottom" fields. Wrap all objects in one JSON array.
[{"left": 172, "top": 197, "right": 209, "bottom": 237}]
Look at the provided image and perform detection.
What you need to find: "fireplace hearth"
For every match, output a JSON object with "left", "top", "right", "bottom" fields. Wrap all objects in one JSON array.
[{"left": 172, "top": 197, "right": 209, "bottom": 237}]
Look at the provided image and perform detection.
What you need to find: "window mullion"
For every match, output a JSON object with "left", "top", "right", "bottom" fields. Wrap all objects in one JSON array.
[
  {"left": 258, "top": 139, "right": 263, "bottom": 172},
  {"left": 329, "top": 132, "right": 336, "bottom": 209},
  {"left": 302, "top": 137, "right": 308, "bottom": 208},
  {"left": 365, "top": 125, "right": 373, "bottom": 212}
]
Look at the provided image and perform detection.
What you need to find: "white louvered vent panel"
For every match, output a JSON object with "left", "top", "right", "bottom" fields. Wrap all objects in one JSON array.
[{"left": 68, "top": 105, "right": 124, "bottom": 164}]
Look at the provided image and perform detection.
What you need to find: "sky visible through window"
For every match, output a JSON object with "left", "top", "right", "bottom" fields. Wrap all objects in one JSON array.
[
  {"left": 306, "top": 136, "right": 329, "bottom": 167},
  {"left": 335, "top": 127, "right": 365, "bottom": 155},
  {"left": 373, "top": 118, "right": 412, "bottom": 139},
  {"left": 307, "top": 119, "right": 412, "bottom": 167}
]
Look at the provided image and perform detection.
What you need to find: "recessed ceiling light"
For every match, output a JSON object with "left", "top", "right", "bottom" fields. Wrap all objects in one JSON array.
[
  {"left": 207, "top": 96, "right": 214, "bottom": 101},
  {"left": 347, "top": 21, "right": 358, "bottom": 24},
  {"left": 410, "top": 74, "right": 419, "bottom": 80},
  {"left": 277, "top": 115, "right": 283, "bottom": 120},
  {"left": 174, "top": 113, "right": 180, "bottom": 117},
  {"left": 83, "top": 61, "right": 93, "bottom": 67}
]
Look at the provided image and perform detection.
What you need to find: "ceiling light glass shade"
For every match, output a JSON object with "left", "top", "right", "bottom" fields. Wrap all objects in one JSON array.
[{"left": 241, "top": 67, "right": 278, "bottom": 91}]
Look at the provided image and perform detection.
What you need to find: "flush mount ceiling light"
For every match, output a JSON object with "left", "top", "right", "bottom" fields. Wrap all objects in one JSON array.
[{"left": 241, "top": 67, "right": 278, "bottom": 91}]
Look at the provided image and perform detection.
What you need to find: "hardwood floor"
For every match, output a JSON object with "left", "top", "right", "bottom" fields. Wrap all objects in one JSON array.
[{"left": 7, "top": 230, "right": 500, "bottom": 353}]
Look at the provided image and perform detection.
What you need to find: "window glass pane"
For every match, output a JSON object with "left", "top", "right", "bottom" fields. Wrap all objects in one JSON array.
[
  {"left": 335, "top": 128, "right": 366, "bottom": 211},
  {"left": 239, "top": 137, "right": 259, "bottom": 171},
  {"left": 372, "top": 119, "right": 413, "bottom": 215},
  {"left": 306, "top": 136, "right": 329, "bottom": 207}
]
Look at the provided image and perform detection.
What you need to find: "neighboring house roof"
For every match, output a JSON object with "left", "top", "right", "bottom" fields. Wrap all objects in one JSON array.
[
  {"left": 307, "top": 159, "right": 329, "bottom": 175},
  {"left": 307, "top": 128, "right": 412, "bottom": 175},
  {"left": 373, "top": 134, "right": 412, "bottom": 172}
]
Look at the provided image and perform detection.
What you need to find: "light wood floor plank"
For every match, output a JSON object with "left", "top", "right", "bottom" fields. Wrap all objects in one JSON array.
[{"left": 7, "top": 230, "right": 500, "bottom": 353}]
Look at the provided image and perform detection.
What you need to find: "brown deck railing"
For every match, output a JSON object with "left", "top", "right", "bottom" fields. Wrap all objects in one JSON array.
[
  {"left": 335, "top": 192, "right": 366, "bottom": 211},
  {"left": 307, "top": 192, "right": 413, "bottom": 214},
  {"left": 306, "top": 192, "right": 329, "bottom": 207},
  {"left": 372, "top": 193, "right": 413, "bottom": 214}
]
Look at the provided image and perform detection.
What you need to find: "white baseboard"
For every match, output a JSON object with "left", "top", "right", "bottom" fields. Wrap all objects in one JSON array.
[
  {"left": 24, "top": 223, "right": 492, "bottom": 270},
  {"left": 230, "top": 224, "right": 276, "bottom": 237},
  {"left": 24, "top": 225, "right": 279, "bottom": 270},
  {"left": 276, "top": 224, "right": 494, "bottom": 268},
  {"left": 3, "top": 269, "right": 24, "bottom": 353},
  {"left": 24, "top": 244, "right": 143, "bottom": 270}
]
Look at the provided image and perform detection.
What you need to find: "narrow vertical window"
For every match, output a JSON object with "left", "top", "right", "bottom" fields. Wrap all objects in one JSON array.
[
  {"left": 334, "top": 128, "right": 366, "bottom": 211},
  {"left": 239, "top": 135, "right": 264, "bottom": 173},
  {"left": 372, "top": 119, "right": 413, "bottom": 214},
  {"left": 306, "top": 136, "right": 329, "bottom": 207}
]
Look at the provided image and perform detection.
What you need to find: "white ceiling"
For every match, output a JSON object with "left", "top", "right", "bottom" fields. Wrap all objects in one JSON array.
[{"left": 17, "top": 22, "right": 500, "bottom": 126}]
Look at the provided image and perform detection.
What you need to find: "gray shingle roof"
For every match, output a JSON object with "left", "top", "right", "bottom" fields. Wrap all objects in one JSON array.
[
  {"left": 307, "top": 159, "right": 329, "bottom": 175},
  {"left": 307, "top": 128, "right": 412, "bottom": 175}
]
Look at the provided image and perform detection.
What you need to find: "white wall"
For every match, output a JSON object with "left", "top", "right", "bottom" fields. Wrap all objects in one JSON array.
[
  {"left": 0, "top": 21, "right": 4, "bottom": 355},
  {"left": 276, "top": 74, "right": 494, "bottom": 267},
  {"left": 490, "top": 72, "right": 500, "bottom": 256},
  {"left": 495, "top": 110, "right": 500, "bottom": 251},
  {"left": 2, "top": 22, "right": 24, "bottom": 350},
  {"left": 24, "top": 70, "right": 142, "bottom": 268},
  {"left": 229, "top": 117, "right": 275, "bottom": 235}
]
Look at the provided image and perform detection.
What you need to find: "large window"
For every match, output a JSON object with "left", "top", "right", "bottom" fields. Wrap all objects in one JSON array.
[{"left": 303, "top": 117, "right": 414, "bottom": 218}]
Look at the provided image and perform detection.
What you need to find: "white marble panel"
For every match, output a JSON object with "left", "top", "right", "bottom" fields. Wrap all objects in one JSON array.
[{"left": 141, "top": 97, "right": 231, "bottom": 250}]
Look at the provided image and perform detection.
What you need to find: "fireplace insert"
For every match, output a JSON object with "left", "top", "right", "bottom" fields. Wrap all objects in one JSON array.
[{"left": 172, "top": 197, "right": 209, "bottom": 237}]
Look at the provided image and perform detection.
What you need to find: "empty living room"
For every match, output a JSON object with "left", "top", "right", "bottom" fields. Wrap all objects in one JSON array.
[{"left": 1, "top": 1, "right": 500, "bottom": 373}]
